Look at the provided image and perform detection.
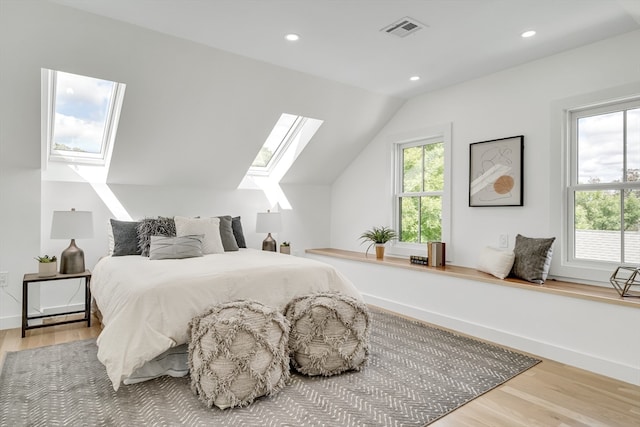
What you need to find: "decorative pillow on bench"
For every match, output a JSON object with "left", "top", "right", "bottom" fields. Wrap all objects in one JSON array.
[
  {"left": 510, "top": 234, "right": 555, "bottom": 284},
  {"left": 477, "top": 246, "right": 515, "bottom": 279}
]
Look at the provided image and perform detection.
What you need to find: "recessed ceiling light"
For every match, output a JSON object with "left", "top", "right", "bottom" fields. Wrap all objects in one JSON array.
[
  {"left": 285, "top": 33, "right": 300, "bottom": 41},
  {"left": 409, "top": 76, "right": 421, "bottom": 81},
  {"left": 521, "top": 30, "right": 536, "bottom": 38}
]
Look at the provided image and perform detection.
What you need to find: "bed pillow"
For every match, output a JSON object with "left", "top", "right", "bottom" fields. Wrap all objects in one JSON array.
[
  {"left": 232, "top": 216, "right": 247, "bottom": 248},
  {"left": 149, "top": 235, "right": 204, "bottom": 260},
  {"left": 476, "top": 246, "right": 515, "bottom": 279},
  {"left": 174, "top": 216, "right": 224, "bottom": 254},
  {"left": 217, "top": 215, "right": 239, "bottom": 252},
  {"left": 510, "top": 234, "right": 555, "bottom": 284},
  {"left": 137, "top": 217, "right": 176, "bottom": 257},
  {"left": 110, "top": 219, "right": 142, "bottom": 256}
]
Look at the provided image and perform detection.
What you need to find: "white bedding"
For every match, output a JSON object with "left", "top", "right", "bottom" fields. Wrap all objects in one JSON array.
[{"left": 91, "top": 249, "right": 362, "bottom": 390}]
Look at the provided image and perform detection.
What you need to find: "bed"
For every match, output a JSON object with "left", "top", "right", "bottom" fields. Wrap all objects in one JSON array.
[{"left": 91, "top": 249, "right": 363, "bottom": 390}]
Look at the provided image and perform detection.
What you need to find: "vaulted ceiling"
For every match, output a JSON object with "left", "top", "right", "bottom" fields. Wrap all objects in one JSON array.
[
  {"left": 35, "top": 0, "right": 640, "bottom": 188},
  {"left": 50, "top": 0, "right": 640, "bottom": 98}
]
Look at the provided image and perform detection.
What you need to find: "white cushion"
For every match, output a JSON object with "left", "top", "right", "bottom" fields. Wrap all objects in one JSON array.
[
  {"left": 476, "top": 246, "right": 515, "bottom": 279},
  {"left": 174, "top": 216, "right": 224, "bottom": 254}
]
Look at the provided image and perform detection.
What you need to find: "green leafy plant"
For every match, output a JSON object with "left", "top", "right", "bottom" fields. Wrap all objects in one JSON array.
[
  {"left": 359, "top": 226, "right": 397, "bottom": 256},
  {"left": 35, "top": 255, "right": 57, "bottom": 263},
  {"left": 281, "top": 241, "right": 290, "bottom": 247}
]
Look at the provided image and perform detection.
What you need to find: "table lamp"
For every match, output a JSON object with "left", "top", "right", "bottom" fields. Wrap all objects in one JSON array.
[
  {"left": 51, "top": 208, "right": 94, "bottom": 274},
  {"left": 256, "top": 210, "right": 281, "bottom": 252}
]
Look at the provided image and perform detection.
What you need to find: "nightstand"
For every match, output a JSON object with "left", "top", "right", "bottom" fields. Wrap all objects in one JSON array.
[{"left": 22, "top": 270, "right": 92, "bottom": 338}]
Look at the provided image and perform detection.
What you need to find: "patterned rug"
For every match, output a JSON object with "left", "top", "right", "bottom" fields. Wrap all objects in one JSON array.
[{"left": 0, "top": 308, "right": 539, "bottom": 426}]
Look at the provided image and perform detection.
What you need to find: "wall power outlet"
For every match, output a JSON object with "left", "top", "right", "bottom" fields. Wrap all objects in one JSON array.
[
  {"left": 0, "top": 271, "right": 8, "bottom": 287},
  {"left": 499, "top": 234, "right": 508, "bottom": 248}
]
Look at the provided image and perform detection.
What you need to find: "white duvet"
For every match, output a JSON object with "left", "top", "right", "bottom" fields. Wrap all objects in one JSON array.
[{"left": 91, "top": 249, "right": 362, "bottom": 390}]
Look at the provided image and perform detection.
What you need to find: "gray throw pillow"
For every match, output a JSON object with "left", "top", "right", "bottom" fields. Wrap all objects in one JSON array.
[
  {"left": 232, "top": 216, "right": 247, "bottom": 248},
  {"left": 217, "top": 216, "right": 239, "bottom": 251},
  {"left": 110, "top": 219, "right": 141, "bottom": 256},
  {"left": 137, "top": 217, "right": 176, "bottom": 257},
  {"left": 149, "top": 235, "right": 204, "bottom": 260},
  {"left": 510, "top": 234, "right": 555, "bottom": 284}
]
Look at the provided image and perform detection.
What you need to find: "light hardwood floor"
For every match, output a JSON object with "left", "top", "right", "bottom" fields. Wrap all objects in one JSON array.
[{"left": 1, "top": 313, "right": 638, "bottom": 426}]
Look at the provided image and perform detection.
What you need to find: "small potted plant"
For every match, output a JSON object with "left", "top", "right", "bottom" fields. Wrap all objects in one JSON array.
[
  {"left": 280, "top": 241, "right": 291, "bottom": 255},
  {"left": 359, "top": 226, "right": 397, "bottom": 260},
  {"left": 35, "top": 255, "right": 58, "bottom": 277}
]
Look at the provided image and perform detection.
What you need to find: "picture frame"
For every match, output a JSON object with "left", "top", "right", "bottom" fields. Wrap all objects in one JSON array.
[{"left": 469, "top": 135, "right": 523, "bottom": 207}]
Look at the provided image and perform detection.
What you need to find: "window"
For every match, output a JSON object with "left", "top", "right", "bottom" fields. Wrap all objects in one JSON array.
[
  {"left": 392, "top": 124, "right": 451, "bottom": 256},
  {"left": 568, "top": 99, "right": 640, "bottom": 265},
  {"left": 248, "top": 113, "right": 321, "bottom": 176},
  {"left": 43, "top": 69, "right": 126, "bottom": 166},
  {"left": 240, "top": 112, "right": 323, "bottom": 208}
]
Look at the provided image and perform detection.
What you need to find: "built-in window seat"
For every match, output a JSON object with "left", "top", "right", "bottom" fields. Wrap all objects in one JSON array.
[
  {"left": 306, "top": 248, "right": 640, "bottom": 309},
  {"left": 306, "top": 248, "right": 640, "bottom": 386}
]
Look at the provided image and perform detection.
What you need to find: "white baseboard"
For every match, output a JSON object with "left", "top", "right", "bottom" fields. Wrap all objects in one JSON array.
[{"left": 363, "top": 293, "right": 640, "bottom": 386}]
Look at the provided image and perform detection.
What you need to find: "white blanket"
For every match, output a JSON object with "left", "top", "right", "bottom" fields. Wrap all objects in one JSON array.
[{"left": 91, "top": 249, "right": 362, "bottom": 390}]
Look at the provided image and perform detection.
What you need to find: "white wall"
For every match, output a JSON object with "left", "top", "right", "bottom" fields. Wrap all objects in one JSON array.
[
  {"left": 327, "top": 29, "right": 640, "bottom": 384},
  {"left": 330, "top": 29, "right": 640, "bottom": 284}
]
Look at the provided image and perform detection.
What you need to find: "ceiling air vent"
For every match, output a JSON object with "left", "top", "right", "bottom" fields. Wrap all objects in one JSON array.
[{"left": 381, "top": 17, "right": 426, "bottom": 38}]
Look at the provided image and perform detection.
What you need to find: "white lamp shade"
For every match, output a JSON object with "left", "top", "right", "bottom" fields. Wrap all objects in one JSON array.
[
  {"left": 51, "top": 210, "right": 94, "bottom": 239},
  {"left": 256, "top": 211, "right": 282, "bottom": 233}
]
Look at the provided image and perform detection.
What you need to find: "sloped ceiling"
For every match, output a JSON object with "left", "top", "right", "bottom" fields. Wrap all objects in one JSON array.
[
  {"left": 50, "top": 0, "right": 640, "bottom": 98},
  {"left": 30, "top": 0, "right": 640, "bottom": 188}
]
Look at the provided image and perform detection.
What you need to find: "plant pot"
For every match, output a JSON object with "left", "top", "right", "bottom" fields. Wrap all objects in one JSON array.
[
  {"left": 38, "top": 261, "right": 58, "bottom": 277},
  {"left": 280, "top": 246, "right": 290, "bottom": 255},
  {"left": 375, "top": 244, "right": 385, "bottom": 260}
]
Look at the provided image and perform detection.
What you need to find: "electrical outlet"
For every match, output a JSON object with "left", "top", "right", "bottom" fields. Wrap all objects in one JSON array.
[
  {"left": 0, "top": 271, "right": 8, "bottom": 287},
  {"left": 499, "top": 234, "right": 508, "bottom": 248}
]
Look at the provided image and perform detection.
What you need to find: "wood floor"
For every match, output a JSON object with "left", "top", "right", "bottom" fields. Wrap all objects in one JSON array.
[{"left": 1, "top": 313, "right": 639, "bottom": 426}]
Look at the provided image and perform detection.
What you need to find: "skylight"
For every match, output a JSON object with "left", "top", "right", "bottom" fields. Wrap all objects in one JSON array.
[
  {"left": 43, "top": 69, "right": 126, "bottom": 166},
  {"left": 250, "top": 113, "right": 305, "bottom": 173},
  {"left": 240, "top": 112, "right": 323, "bottom": 208}
]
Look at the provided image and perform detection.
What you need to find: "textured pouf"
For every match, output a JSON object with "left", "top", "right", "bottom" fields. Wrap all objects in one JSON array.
[
  {"left": 284, "top": 292, "right": 370, "bottom": 376},
  {"left": 188, "top": 300, "right": 290, "bottom": 409}
]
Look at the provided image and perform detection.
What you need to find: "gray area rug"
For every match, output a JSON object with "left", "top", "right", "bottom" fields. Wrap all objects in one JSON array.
[{"left": 0, "top": 309, "right": 539, "bottom": 426}]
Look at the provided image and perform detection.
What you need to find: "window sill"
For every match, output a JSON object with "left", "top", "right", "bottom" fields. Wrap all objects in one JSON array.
[{"left": 306, "top": 248, "right": 640, "bottom": 309}]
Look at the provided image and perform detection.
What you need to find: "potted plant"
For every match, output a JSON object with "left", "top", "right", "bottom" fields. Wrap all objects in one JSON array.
[
  {"left": 280, "top": 241, "right": 291, "bottom": 255},
  {"left": 359, "top": 226, "right": 397, "bottom": 260},
  {"left": 35, "top": 255, "right": 58, "bottom": 277}
]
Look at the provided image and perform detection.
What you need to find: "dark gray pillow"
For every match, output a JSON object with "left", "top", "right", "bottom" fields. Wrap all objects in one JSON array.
[
  {"left": 137, "top": 217, "right": 176, "bottom": 257},
  {"left": 110, "top": 219, "right": 141, "bottom": 256},
  {"left": 149, "top": 235, "right": 204, "bottom": 260},
  {"left": 510, "top": 234, "right": 555, "bottom": 284},
  {"left": 217, "top": 215, "right": 239, "bottom": 251},
  {"left": 232, "top": 216, "right": 247, "bottom": 248}
]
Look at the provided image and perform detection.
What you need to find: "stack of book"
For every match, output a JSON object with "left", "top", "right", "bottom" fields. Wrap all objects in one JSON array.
[{"left": 409, "top": 255, "right": 429, "bottom": 266}]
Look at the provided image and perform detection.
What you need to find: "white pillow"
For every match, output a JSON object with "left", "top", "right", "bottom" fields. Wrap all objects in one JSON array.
[
  {"left": 174, "top": 216, "right": 224, "bottom": 254},
  {"left": 107, "top": 219, "right": 115, "bottom": 255},
  {"left": 476, "top": 246, "right": 515, "bottom": 279}
]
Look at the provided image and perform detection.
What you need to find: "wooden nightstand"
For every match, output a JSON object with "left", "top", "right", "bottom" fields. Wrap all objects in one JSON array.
[{"left": 22, "top": 270, "right": 92, "bottom": 338}]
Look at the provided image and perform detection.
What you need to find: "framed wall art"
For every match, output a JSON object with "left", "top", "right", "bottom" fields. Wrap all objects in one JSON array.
[{"left": 469, "top": 135, "right": 523, "bottom": 207}]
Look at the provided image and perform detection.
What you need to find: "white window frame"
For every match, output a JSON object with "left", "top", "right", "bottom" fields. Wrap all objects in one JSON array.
[
  {"left": 549, "top": 84, "right": 640, "bottom": 284},
  {"left": 42, "top": 69, "right": 126, "bottom": 167},
  {"left": 248, "top": 115, "right": 307, "bottom": 176},
  {"left": 566, "top": 98, "right": 640, "bottom": 267},
  {"left": 389, "top": 124, "right": 452, "bottom": 258}
]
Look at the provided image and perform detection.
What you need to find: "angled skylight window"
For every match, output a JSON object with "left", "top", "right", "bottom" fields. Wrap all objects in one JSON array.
[
  {"left": 43, "top": 69, "right": 126, "bottom": 166},
  {"left": 250, "top": 113, "right": 306, "bottom": 173},
  {"left": 240, "top": 112, "right": 323, "bottom": 208}
]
